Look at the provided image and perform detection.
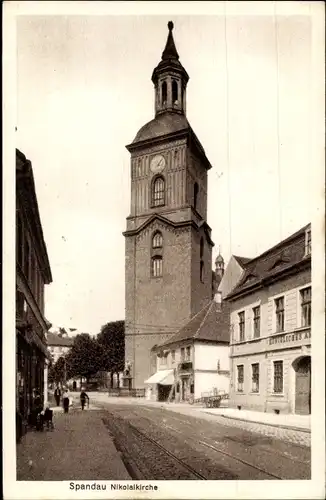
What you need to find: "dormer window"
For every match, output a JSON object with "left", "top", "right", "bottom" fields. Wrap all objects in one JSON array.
[{"left": 305, "top": 228, "right": 311, "bottom": 256}]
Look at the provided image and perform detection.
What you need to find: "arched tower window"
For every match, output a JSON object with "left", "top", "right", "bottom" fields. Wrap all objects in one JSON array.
[
  {"left": 152, "top": 256, "right": 163, "bottom": 278},
  {"left": 172, "top": 80, "right": 178, "bottom": 105},
  {"left": 162, "top": 81, "right": 167, "bottom": 107},
  {"left": 194, "top": 182, "right": 199, "bottom": 211},
  {"left": 152, "top": 176, "right": 165, "bottom": 207},
  {"left": 200, "top": 237, "right": 204, "bottom": 282},
  {"left": 152, "top": 231, "right": 163, "bottom": 249}
]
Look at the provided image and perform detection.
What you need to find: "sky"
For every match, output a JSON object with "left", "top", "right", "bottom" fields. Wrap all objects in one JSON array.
[{"left": 15, "top": 5, "right": 317, "bottom": 335}]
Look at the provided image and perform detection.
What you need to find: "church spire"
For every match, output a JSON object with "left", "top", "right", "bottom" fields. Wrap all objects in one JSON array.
[
  {"left": 162, "top": 21, "right": 179, "bottom": 60},
  {"left": 152, "top": 21, "right": 189, "bottom": 117}
]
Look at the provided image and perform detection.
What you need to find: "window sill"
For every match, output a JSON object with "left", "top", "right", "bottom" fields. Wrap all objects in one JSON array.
[
  {"left": 271, "top": 393, "right": 284, "bottom": 397},
  {"left": 250, "top": 392, "right": 260, "bottom": 395}
]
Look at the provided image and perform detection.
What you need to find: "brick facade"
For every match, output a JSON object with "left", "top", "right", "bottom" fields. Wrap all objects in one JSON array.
[{"left": 124, "top": 24, "right": 214, "bottom": 389}]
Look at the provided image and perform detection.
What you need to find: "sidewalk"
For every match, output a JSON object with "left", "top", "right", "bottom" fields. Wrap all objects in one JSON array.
[
  {"left": 200, "top": 407, "right": 311, "bottom": 432},
  {"left": 16, "top": 406, "right": 131, "bottom": 480},
  {"left": 88, "top": 392, "right": 311, "bottom": 432}
]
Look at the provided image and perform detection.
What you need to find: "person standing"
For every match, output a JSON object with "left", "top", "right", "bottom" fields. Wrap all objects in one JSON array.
[
  {"left": 62, "top": 389, "right": 70, "bottom": 414},
  {"left": 54, "top": 386, "right": 61, "bottom": 407},
  {"left": 80, "top": 390, "right": 89, "bottom": 410}
]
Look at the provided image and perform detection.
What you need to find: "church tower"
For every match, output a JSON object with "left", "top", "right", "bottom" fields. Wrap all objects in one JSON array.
[{"left": 123, "top": 22, "right": 214, "bottom": 389}]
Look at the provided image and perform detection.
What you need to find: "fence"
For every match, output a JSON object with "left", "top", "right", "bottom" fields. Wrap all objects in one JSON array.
[{"left": 108, "top": 388, "right": 145, "bottom": 398}]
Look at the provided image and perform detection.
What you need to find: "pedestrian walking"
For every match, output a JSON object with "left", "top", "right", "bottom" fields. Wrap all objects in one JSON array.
[
  {"left": 80, "top": 389, "right": 90, "bottom": 410},
  {"left": 62, "top": 389, "right": 70, "bottom": 414},
  {"left": 54, "top": 386, "right": 61, "bottom": 407}
]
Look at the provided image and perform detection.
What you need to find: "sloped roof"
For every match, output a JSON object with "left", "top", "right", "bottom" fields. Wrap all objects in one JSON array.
[
  {"left": 233, "top": 255, "right": 251, "bottom": 268},
  {"left": 47, "top": 332, "right": 74, "bottom": 347},
  {"left": 158, "top": 300, "right": 230, "bottom": 347},
  {"left": 226, "top": 224, "right": 311, "bottom": 300}
]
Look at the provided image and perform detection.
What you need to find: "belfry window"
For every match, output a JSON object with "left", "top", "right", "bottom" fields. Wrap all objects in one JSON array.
[
  {"left": 172, "top": 80, "right": 178, "bottom": 105},
  {"left": 152, "top": 256, "right": 163, "bottom": 278},
  {"left": 162, "top": 81, "right": 167, "bottom": 107},
  {"left": 152, "top": 231, "right": 163, "bottom": 249},
  {"left": 152, "top": 176, "right": 165, "bottom": 207},
  {"left": 200, "top": 237, "right": 204, "bottom": 282},
  {"left": 194, "top": 183, "right": 199, "bottom": 211}
]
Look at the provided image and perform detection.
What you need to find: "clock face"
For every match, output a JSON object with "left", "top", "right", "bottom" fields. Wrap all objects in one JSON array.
[{"left": 150, "top": 154, "right": 166, "bottom": 174}]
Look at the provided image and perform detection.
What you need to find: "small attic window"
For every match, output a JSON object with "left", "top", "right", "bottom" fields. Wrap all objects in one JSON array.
[{"left": 243, "top": 273, "right": 256, "bottom": 284}]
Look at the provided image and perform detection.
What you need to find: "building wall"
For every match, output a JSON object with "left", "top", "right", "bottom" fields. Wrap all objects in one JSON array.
[
  {"left": 229, "top": 269, "right": 311, "bottom": 413},
  {"left": 16, "top": 151, "right": 52, "bottom": 435},
  {"left": 219, "top": 256, "right": 244, "bottom": 299},
  {"left": 48, "top": 345, "right": 71, "bottom": 363},
  {"left": 194, "top": 343, "right": 230, "bottom": 399}
]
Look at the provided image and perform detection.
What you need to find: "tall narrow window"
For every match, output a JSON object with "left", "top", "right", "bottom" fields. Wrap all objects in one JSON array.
[
  {"left": 238, "top": 311, "right": 245, "bottom": 342},
  {"left": 152, "top": 176, "right": 165, "bottom": 207},
  {"left": 194, "top": 182, "right": 199, "bottom": 211},
  {"left": 253, "top": 306, "right": 261, "bottom": 338},
  {"left": 151, "top": 256, "right": 163, "bottom": 278},
  {"left": 200, "top": 237, "right": 204, "bottom": 282},
  {"left": 305, "top": 228, "right": 311, "bottom": 256},
  {"left": 251, "top": 363, "right": 259, "bottom": 392},
  {"left": 275, "top": 297, "right": 285, "bottom": 332},
  {"left": 180, "top": 348, "right": 185, "bottom": 362},
  {"left": 152, "top": 231, "right": 163, "bottom": 249},
  {"left": 172, "top": 80, "right": 178, "bottom": 104},
  {"left": 162, "top": 81, "right": 167, "bottom": 106},
  {"left": 237, "top": 365, "right": 244, "bottom": 392},
  {"left": 300, "top": 287, "right": 311, "bottom": 327},
  {"left": 273, "top": 361, "right": 283, "bottom": 393}
]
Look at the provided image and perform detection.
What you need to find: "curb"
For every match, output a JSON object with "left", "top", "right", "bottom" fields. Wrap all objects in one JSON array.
[{"left": 203, "top": 412, "right": 311, "bottom": 434}]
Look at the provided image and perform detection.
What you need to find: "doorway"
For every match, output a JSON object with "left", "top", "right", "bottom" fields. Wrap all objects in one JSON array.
[{"left": 294, "top": 356, "right": 311, "bottom": 415}]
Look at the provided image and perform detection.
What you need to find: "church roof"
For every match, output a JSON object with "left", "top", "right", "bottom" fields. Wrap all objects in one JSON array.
[
  {"left": 226, "top": 224, "right": 311, "bottom": 300},
  {"left": 132, "top": 112, "right": 189, "bottom": 144},
  {"left": 157, "top": 300, "right": 230, "bottom": 348}
]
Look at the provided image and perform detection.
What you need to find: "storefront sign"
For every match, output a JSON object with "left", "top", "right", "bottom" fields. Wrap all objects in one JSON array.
[{"left": 269, "top": 330, "right": 311, "bottom": 345}]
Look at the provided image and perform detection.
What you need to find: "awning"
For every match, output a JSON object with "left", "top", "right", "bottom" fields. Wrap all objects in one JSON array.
[{"left": 145, "top": 369, "right": 174, "bottom": 386}]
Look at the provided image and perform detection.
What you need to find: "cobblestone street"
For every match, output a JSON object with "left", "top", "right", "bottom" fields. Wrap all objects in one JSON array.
[{"left": 93, "top": 399, "right": 311, "bottom": 480}]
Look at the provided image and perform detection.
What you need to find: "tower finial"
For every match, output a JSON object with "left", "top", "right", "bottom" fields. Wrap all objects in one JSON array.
[{"left": 168, "top": 21, "right": 174, "bottom": 31}]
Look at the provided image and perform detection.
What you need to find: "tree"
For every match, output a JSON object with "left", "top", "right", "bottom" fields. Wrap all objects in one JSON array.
[
  {"left": 65, "top": 333, "right": 105, "bottom": 384},
  {"left": 97, "top": 321, "right": 125, "bottom": 386},
  {"left": 48, "top": 356, "right": 66, "bottom": 385}
]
